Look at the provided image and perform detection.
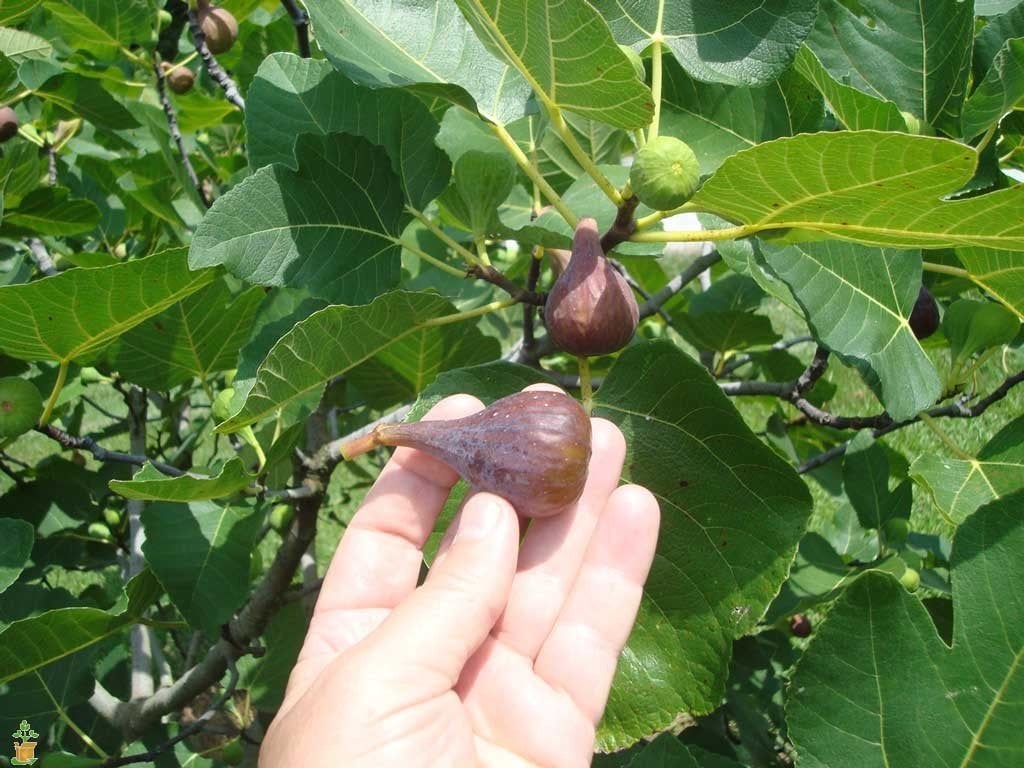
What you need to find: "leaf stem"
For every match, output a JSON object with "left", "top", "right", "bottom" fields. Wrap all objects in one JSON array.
[
  {"left": 548, "top": 109, "right": 623, "bottom": 206},
  {"left": 489, "top": 121, "right": 578, "bottom": 227},
  {"left": 421, "top": 297, "right": 518, "bottom": 327},
  {"left": 406, "top": 207, "right": 481, "bottom": 266},
  {"left": 578, "top": 356, "right": 593, "bottom": 415},
  {"left": 975, "top": 123, "right": 998, "bottom": 155},
  {"left": 474, "top": 237, "right": 492, "bottom": 267},
  {"left": 632, "top": 223, "right": 758, "bottom": 242},
  {"left": 649, "top": 36, "right": 664, "bottom": 141},
  {"left": 37, "top": 670, "right": 110, "bottom": 759},
  {"left": 40, "top": 360, "right": 69, "bottom": 426},
  {"left": 922, "top": 261, "right": 970, "bottom": 279},
  {"left": 397, "top": 238, "right": 467, "bottom": 277},
  {"left": 634, "top": 201, "right": 699, "bottom": 231},
  {"left": 918, "top": 411, "right": 974, "bottom": 460}
]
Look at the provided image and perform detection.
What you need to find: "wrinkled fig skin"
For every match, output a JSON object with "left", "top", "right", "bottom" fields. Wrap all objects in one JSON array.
[
  {"left": 909, "top": 285, "right": 940, "bottom": 339},
  {"left": 343, "top": 391, "right": 592, "bottom": 517},
  {"left": 165, "top": 65, "right": 195, "bottom": 94},
  {"left": 544, "top": 218, "right": 639, "bottom": 356},
  {"left": 0, "top": 106, "right": 18, "bottom": 143},
  {"left": 198, "top": 5, "right": 239, "bottom": 54}
]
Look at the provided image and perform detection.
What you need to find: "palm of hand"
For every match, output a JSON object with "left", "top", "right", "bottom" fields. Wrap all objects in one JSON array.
[{"left": 261, "top": 387, "right": 659, "bottom": 767}]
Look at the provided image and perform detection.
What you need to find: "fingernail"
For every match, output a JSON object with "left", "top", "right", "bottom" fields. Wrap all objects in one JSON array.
[{"left": 457, "top": 496, "right": 502, "bottom": 541}]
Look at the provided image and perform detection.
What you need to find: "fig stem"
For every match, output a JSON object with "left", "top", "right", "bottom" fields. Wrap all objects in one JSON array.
[
  {"left": 921, "top": 261, "right": 969, "bottom": 279},
  {"left": 396, "top": 237, "right": 466, "bottom": 277},
  {"left": 649, "top": 37, "right": 664, "bottom": 142},
  {"left": 339, "top": 431, "right": 380, "bottom": 460},
  {"left": 578, "top": 356, "right": 594, "bottom": 416},
  {"left": 489, "top": 122, "right": 578, "bottom": 227},
  {"left": 421, "top": 298, "right": 518, "bottom": 327},
  {"left": 39, "top": 359, "right": 69, "bottom": 426},
  {"left": 406, "top": 206, "right": 481, "bottom": 266},
  {"left": 631, "top": 222, "right": 761, "bottom": 243},
  {"left": 474, "top": 237, "right": 492, "bottom": 267}
]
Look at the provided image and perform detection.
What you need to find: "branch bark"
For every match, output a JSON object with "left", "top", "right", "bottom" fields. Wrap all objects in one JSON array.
[
  {"left": 26, "top": 238, "right": 57, "bottom": 276},
  {"left": 126, "top": 388, "right": 154, "bottom": 701},
  {"left": 153, "top": 53, "right": 210, "bottom": 208},
  {"left": 188, "top": 10, "right": 245, "bottom": 110},
  {"left": 638, "top": 251, "right": 722, "bottom": 319},
  {"left": 36, "top": 425, "right": 185, "bottom": 477},
  {"left": 280, "top": 0, "right": 311, "bottom": 58}
]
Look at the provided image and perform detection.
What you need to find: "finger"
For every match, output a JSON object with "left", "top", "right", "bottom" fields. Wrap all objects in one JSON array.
[
  {"left": 491, "top": 418, "right": 627, "bottom": 659},
  {"left": 363, "top": 492, "right": 519, "bottom": 687},
  {"left": 313, "top": 393, "right": 484, "bottom": 620},
  {"left": 533, "top": 484, "right": 660, "bottom": 724}
]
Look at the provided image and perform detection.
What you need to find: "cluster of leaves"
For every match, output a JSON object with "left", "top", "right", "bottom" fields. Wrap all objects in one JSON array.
[{"left": 0, "top": 0, "right": 1023, "bottom": 766}]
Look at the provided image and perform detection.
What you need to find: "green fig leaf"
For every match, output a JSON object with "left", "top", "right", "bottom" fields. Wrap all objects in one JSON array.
[{"left": 109, "top": 458, "right": 254, "bottom": 502}]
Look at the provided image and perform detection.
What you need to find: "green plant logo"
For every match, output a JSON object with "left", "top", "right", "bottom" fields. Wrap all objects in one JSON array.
[{"left": 11, "top": 720, "right": 39, "bottom": 765}]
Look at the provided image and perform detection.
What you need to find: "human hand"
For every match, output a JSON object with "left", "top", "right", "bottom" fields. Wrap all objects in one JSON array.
[{"left": 260, "top": 386, "right": 660, "bottom": 767}]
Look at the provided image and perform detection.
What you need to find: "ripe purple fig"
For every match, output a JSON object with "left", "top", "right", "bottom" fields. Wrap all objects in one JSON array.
[
  {"left": 342, "top": 390, "right": 591, "bottom": 517},
  {"left": 0, "top": 106, "right": 18, "bottom": 143},
  {"left": 197, "top": 1, "right": 238, "bottom": 55},
  {"left": 544, "top": 218, "right": 639, "bottom": 356},
  {"left": 789, "top": 614, "right": 812, "bottom": 638},
  {"left": 909, "top": 285, "right": 939, "bottom": 339}
]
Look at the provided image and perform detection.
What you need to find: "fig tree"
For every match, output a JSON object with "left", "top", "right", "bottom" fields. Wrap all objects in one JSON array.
[
  {"left": 342, "top": 390, "right": 591, "bottom": 517},
  {"left": 0, "top": 106, "right": 18, "bottom": 143},
  {"left": 629, "top": 135, "right": 700, "bottom": 211},
  {"left": 544, "top": 218, "right": 639, "bottom": 356}
]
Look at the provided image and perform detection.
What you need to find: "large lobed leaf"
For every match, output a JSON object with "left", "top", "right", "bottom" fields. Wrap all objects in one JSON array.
[
  {"left": 110, "top": 459, "right": 253, "bottom": 503},
  {"left": 693, "top": 132, "right": 1024, "bottom": 250},
  {"left": 0, "top": 248, "right": 218, "bottom": 364},
  {"left": 788, "top": 493, "right": 1024, "bottom": 768},
  {"left": 957, "top": 246, "right": 1024, "bottom": 319},
  {"left": 246, "top": 53, "right": 450, "bottom": 209},
  {"left": 592, "top": 342, "right": 813, "bottom": 748},
  {"left": 189, "top": 133, "right": 407, "bottom": 304}
]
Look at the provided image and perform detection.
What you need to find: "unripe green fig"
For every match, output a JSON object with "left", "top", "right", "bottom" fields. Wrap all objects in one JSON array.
[
  {"left": 883, "top": 517, "right": 910, "bottom": 547},
  {"left": 103, "top": 508, "right": 123, "bottom": 529},
  {"left": 909, "top": 285, "right": 939, "bottom": 340},
  {"left": 619, "top": 44, "right": 645, "bottom": 81},
  {"left": 197, "top": 3, "right": 238, "bottom": 55},
  {"left": 158, "top": 9, "right": 173, "bottom": 27},
  {"left": 219, "top": 739, "right": 244, "bottom": 766},
  {"left": 630, "top": 135, "right": 700, "bottom": 211},
  {"left": 0, "top": 106, "right": 19, "bottom": 143},
  {"left": 269, "top": 503, "right": 293, "bottom": 532},
  {"left": 88, "top": 522, "right": 112, "bottom": 541},
  {"left": 544, "top": 218, "right": 639, "bottom": 356},
  {"left": 900, "top": 567, "right": 920, "bottom": 592},
  {"left": 342, "top": 390, "right": 592, "bottom": 517},
  {"left": 0, "top": 377, "right": 43, "bottom": 438}
]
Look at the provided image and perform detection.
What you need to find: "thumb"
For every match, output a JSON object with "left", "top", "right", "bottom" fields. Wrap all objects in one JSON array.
[{"left": 363, "top": 492, "right": 518, "bottom": 684}]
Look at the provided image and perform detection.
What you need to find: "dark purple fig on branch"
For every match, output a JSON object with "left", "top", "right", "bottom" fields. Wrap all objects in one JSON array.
[
  {"left": 789, "top": 614, "right": 812, "bottom": 638},
  {"left": 0, "top": 106, "right": 18, "bottom": 143},
  {"left": 909, "top": 285, "right": 939, "bottom": 339},
  {"left": 341, "top": 390, "right": 591, "bottom": 518},
  {"left": 197, "top": 1, "right": 238, "bottom": 54},
  {"left": 544, "top": 217, "right": 639, "bottom": 356}
]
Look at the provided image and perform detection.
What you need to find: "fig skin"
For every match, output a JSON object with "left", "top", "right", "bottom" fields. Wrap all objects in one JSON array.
[
  {"left": 0, "top": 106, "right": 18, "bottom": 143},
  {"left": 197, "top": 2, "right": 238, "bottom": 55},
  {"left": 165, "top": 64, "right": 195, "bottom": 94},
  {"left": 909, "top": 285, "right": 940, "bottom": 339},
  {"left": 342, "top": 390, "right": 591, "bottom": 517},
  {"left": 544, "top": 217, "right": 639, "bottom": 356},
  {"left": 630, "top": 135, "right": 700, "bottom": 211},
  {"left": 789, "top": 614, "right": 812, "bottom": 638}
]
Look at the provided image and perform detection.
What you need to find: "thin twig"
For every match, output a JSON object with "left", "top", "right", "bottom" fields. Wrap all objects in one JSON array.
[
  {"left": 280, "top": 0, "right": 311, "bottom": 58},
  {"left": 719, "top": 335, "right": 816, "bottom": 377},
  {"left": 466, "top": 263, "right": 546, "bottom": 305},
  {"left": 153, "top": 53, "right": 210, "bottom": 208},
  {"left": 797, "top": 369, "right": 1024, "bottom": 473},
  {"left": 307, "top": 404, "right": 413, "bottom": 472},
  {"left": 43, "top": 142, "right": 57, "bottom": 185},
  {"left": 522, "top": 246, "right": 543, "bottom": 357},
  {"left": 26, "top": 238, "right": 57, "bottom": 276},
  {"left": 611, "top": 258, "right": 672, "bottom": 325},
  {"left": 36, "top": 424, "right": 185, "bottom": 477},
  {"left": 188, "top": 10, "right": 245, "bottom": 110},
  {"left": 638, "top": 251, "right": 722, "bottom": 319},
  {"left": 82, "top": 395, "right": 123, "bottom": 422}
]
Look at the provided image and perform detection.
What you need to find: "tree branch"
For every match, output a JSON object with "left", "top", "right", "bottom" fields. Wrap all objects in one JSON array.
[
  {"left": 600, "top": 195, "right": 639, "bottom": 253},
  {"left": 26, "top": 237, "right": 57, "bottom": 276},
  {"left": 157, "top": 0, "right": 190, "bottom": 62},
  {"left": 466, "top": 264, "right": 546, "bottom": 305},
  {"left": 638, "top": 251, "right": 722, "bottom": 319},
  {"left": 307, "top": 404, "right": 413, "bottom": 472},
  {"left": 522, "top": 247, "right": 543, "bottom": 359},
  {"left": 126, "top": 388, "right": 153, "bottom": 701},
  {"left": 153, "top": 53, "right": 210, "bottom": 208},
  {"left": 280, "top": 0, "right": 311, "bottom": 58},
  {"left": 610, "top": 258, "right": 673, "bottom": 326},
  {"left": 188, "top": 10, "right": 245, "bottom": 110},
  {"left": 36, "top": 425, "right": 185, "bottom": 477},
  {"left": 797, "top": 369, "right": 1024, "bottom": 474}
]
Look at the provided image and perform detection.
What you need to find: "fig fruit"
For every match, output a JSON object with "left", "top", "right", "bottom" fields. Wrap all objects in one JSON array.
[
  {"left": 789, "top": 614, "right": 812, "bottom": 638},
  {"left": 0, "top": 106, "right": 18, "bottom": 143},
  {"left": 544, "top": 218, "right": 639, "bottom": 356},
  {"left": 342, "top": 390, "right": 591, "bottom": 517},
  {"left": 900, "top": 567, "right": 920, "bottom": 592},
  {"left": 163, "top": 63, "right": 195, "bottom": 94},
  {"left": 0, "top": 377, "right": 43, "bottom": 438},
  {"left": 197, "top": 2, "right": 238, "bottom": 55},
  {"left": 629, "top": 135, "right": 700, "bottom": 211},
  {"left": 883, "top": 517, "right": 910, "bottom": 547},
  {"left": 909, "top": 285, "right": 939, "bottom": 339}
]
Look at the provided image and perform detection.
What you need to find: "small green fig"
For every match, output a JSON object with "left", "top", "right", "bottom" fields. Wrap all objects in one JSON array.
[
  {"left": 630, "top": 135, "right": 700, "bottom": 211},
  {"left": 341, "top": 390, "right": 591, "bottom": 517},
  {"left": 0, "top": 106, "right": 18, "bottom": 143},
  {"left": 103, "top": 508, "right": 123, "bottom": 529},
  {"left": 269, "top": 503, "right": 293, "bottom": 532},
  {"left": 909, "top": 285, "right": 940, "bottom": 340},
  {"left": 158, "top": 9, "right": 173, "bottom": 27},
  {"left": 883, "top": 517, "right": 910, "bottom": 547},
  {"left": 219, "top": 739, "right": 244, "bottom": 766},
  {"left": 0, "top": 377, "right": 43, "bottom": 438},
  {"left": 900, "top": 567, "right": 920, "bottom": 592},
  {"left": 88, "top": 522, "right": 112, "bottom": 541},
  {"left": 544, "top": 217, "right": 639, "bottom": 356},
  {"left": 197, "top": 2, "right": 239, "bottom": 55}
]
